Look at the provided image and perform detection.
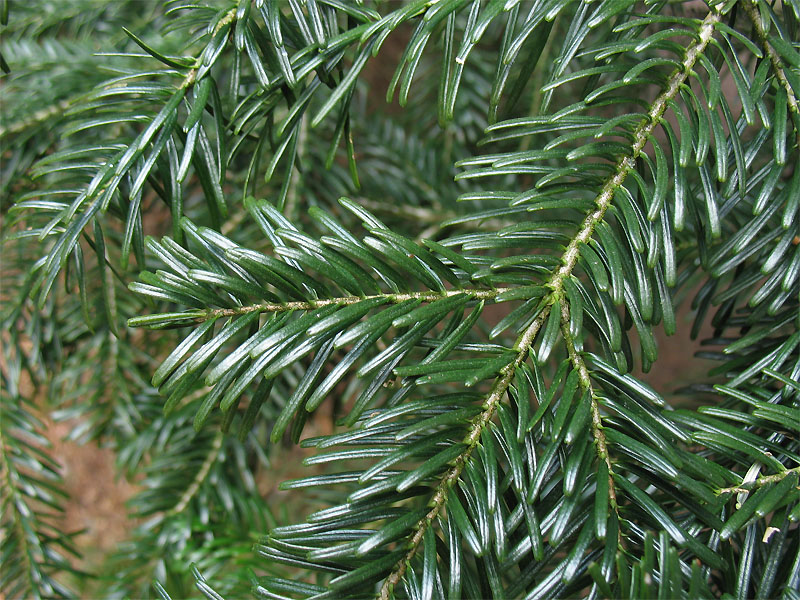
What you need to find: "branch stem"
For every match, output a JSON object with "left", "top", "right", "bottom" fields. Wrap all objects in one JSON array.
[
  {"left": 0, "top": 99, "right": 72, "bottom": 137},
  {"left": 559, "top": 303, "right": 618, "bottom": 512},
  {"left": 203, "top": 287, "right": 510, "bottom": 320},
  {"left": 718, "top": 465, "right": 800, "bottom": 494}
]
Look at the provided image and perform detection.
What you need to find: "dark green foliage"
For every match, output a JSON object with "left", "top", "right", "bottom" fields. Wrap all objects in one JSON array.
[
  {"left": 1, "top": 0, "right": 799, "bottom": 598},
  {"left": 0, "top": 384, "right": 80, "bottom": 599}
]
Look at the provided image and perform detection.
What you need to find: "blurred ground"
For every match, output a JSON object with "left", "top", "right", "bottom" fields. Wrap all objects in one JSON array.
[{"left": 45, "top": 421, "right": 140, "bottom": 569}]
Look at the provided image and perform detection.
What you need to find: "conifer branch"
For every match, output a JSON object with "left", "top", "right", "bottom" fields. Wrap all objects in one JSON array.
[
  {"left": 740, "top": 0, "right": 800, "bottom": 145},
  {"left": 380, "top": 11, "right": 720, "bottom": 596},
  {"left": 379, "top": 313, "right": 547, "bottom": 600},
  {"left": 0, "top": 426, "right": 40, "bottom": 595},
  {"left": 548, "top": 10, "right": 720, "bottom": 298},
  {"left": 0, "top": 99, "right": 72, "bottom": 137},
  {"left": 7, "top": 0, "right": 797, "bottom": 595},
  {"left": 167, "top": 431, "right": 224, "bottom": 517},
  {"left": 0, "top": 403, "right": 71, "bottom": 598}
]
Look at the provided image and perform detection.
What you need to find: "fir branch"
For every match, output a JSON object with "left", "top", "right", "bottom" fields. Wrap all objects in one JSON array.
[
  {"left": 0, "top": 98, "right": 72, "bottom": 137},
  {"left": 167, "top": 431, "right": 224, "bottom": 516},
  {"left": 380, "top": 312, "right": 547, "bottom": 599},
  {"left": 380, "top": 10, "right": 721, "bottom": 596},
  {"left": 6, "top": 0, "right": 799, "bottom": 596},
  {"left": 549, "top": 10, "right": 720, "bottom": 297},
  {"left": 128, "top": 287, "right": 511, "bottom": 327},
  {"left": 740, "top": 0, "right": 800, "bottom": 145},
  {"left": 0, "top": 423, "right": 40, "bottom": 597},
  {"left": 0, "top": 397, "right": 75, "bottom": 599}
]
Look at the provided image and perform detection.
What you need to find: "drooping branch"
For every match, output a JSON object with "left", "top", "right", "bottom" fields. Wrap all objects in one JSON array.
[
  {"left": 379, "top": 313, "right": 548, "bottom": 599},
  {"left": 379, "top": 9, "right": 721, "bottom": 597},
  {"left": 0, "top": 404, "right": 68, "bottom": 598}
]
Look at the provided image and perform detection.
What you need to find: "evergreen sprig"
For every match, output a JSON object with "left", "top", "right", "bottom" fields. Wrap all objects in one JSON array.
[
  {"left": 1, "top": 0, "right": 798, "bottom": 598},
  {"left": 0, "top": 385, "right": 79, "bottom": 599}
]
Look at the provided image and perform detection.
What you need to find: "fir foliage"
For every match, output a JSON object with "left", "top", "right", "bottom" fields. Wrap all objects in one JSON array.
[{"left": 1, "top": 0, "right": 799, "bottom": 598}]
